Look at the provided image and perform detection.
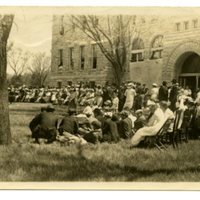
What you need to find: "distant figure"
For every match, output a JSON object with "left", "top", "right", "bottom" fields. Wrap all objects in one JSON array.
[
  {"left": 169, "top": 79, "right": 179, "bottom": 112},
  {"left": 150, "top": 83, "right": 159, "bottom": 101},
  {"left": 158, "top": 81, "right": 168, "bottom": 101},
  {"left": 29, "top": 105, "right": 58, "bottom": 144},
  {"left": 123, "top": 83, "right": 136, "bottom": 109}
]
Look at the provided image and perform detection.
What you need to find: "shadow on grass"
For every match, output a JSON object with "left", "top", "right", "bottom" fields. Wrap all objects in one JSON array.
[{"left": 20, "top": 151, "right": 200, "bottom": 182}]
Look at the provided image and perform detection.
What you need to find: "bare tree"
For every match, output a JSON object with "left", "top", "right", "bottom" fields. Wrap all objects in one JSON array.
[
  {"left": 8, "top": 45, "right": 30, "bottom": 76},
  {"left": 29, "top": 52, "right": 50, "bottom": 87},
  {"left": 0, "top": 15, "right": 14, "bottom": 145},
  {"left": 68, "top": 15, "right": 136, "bottom": 86}
]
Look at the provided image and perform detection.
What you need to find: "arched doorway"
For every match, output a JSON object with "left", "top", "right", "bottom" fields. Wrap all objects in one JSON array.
[
  {"left": 163, "top": 40, "right": 200, "bottom": 90},
  {"left": 178, "top": 52, "right": 200, "bottom": 92}
]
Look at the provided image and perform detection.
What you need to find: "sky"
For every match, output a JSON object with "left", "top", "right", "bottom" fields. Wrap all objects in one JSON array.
[
  {"left": 9, "top": 14, "right": 52, "bottom": 53},
  {"left": 8, "top": 13, "right": 52, "bottom": 74},
  {"left": 5, "top": 4, "right": 200, "bottom": 75}
]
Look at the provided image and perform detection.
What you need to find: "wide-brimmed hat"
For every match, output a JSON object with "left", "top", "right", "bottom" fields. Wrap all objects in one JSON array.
[{"left": 152, "top": 83, "right": 158, "bottom": 87}]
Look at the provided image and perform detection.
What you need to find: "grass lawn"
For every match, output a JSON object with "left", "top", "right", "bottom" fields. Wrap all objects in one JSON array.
[{"left": 2, "top": 102, "right": 200, "bottom": 182}]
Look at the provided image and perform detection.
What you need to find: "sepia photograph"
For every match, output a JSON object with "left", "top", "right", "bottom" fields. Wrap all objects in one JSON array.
[{"left": 0, "top": 4, "right": 200, "bottom": 190}]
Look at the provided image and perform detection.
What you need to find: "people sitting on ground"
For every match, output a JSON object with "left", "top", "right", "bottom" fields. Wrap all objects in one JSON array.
[
  {"left": 101, "top": 112, "right": 120, "bottom": 143},
  {"left": 57, "top": 109, "right": 87, "bottom": 145},
  {"left": 29, "top": 104, "right": 59, "bottom": 144}
]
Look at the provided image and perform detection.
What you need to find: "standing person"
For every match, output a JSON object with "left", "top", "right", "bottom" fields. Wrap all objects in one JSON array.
[
  {"left": 123, "top": 83, "right": 136, "bottom": 110},
  {"left": 158, "top": 81, "right": 168, "bottom": 101},
  {"left": 68, "top": 88, "right": 78, "bottom": 114},
  {"left": 150, "top": 83, "right": 159, "bottom": 101},
  {"left": 169, "top": 79, "right": 179, "bottom": 112},
  {"left": 111, "top": 91, "right": 119, "bottom": 113},
  {"left": 95, "top": 85, "right": 103, "bottom": 107},
  {"left": 118, "top": 84, "right": 126, "bottom": 112}
]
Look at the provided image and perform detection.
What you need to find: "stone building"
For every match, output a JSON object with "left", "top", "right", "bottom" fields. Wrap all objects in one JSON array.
[{"left": 50, "top": 14, "right": 200, "bottom": 91}]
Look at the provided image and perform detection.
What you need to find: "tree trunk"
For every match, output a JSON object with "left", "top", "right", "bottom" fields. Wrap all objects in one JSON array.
[{"left": 0, "top": 15, "right": 14, "bottom": 145}]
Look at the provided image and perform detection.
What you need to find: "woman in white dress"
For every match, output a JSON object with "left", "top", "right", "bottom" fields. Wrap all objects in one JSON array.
[
  {"left": 130, "top": 102, "right": 165, "bottom": 147},
  {"left": 123, "top": 83, "right": 136, "bottom": 109}
]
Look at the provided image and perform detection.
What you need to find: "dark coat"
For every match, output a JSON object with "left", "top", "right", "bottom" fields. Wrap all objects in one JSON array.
[
  {"left": 158, "top": 85, "right": 168, "bottom": 101},
  {"left": 29, "top": 111, "right": 58, "bottom": 142},
  {"left": 118, "top": 117, "right": 133, "bottom": 139},
  {"left": 169, "top": 85, "right": 179, "bottom": 111},
  {"left": 102, "top": 118, "right": 120, "bottom": 143},
  {"left": 134, "top": 115, "right": 147, "bottom": 131},
  {"left": 59, "top": 116, "right": 79, "bottom": 135},
  {"left": 169, "top": 85, "right": 178, "bottom": 102}
]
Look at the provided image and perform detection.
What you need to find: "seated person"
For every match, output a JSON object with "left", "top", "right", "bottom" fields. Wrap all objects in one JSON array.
[
  {"left": 118, "top": 110, "right": 133, "bottom": 139},
  {"left": 29, "top": 105, "right": 58, "bottom": 144},
  {"left": 58, "top": 109, "right": 79, "bottom": 136},
  {"left": 101, "top": 112, "right": 120, "bottom": 143},
  {"left": 133, "top": 109, "right": 147, "bottom": 132},
  {"left": 82, "top": 102, "right": 93, "bottom": 117},
  {"left": 130, "top": 102, "right": 165, "bottom": 147},
  {"left": 57, "top": 109, "right": 87, "bottom": 145},
  {"left": 83, "top": 120, "right": 102, "bottom": 144}
]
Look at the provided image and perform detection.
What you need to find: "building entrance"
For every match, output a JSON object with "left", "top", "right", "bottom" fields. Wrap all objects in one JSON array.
[
  {"left": 178, "top": 53, "right": 200, "bottom": 92},
  {"left": 179, "top": 74, "right": 200, "bottom": 93}
]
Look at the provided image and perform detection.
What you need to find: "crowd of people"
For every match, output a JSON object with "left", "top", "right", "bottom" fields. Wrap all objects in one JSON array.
[{"left": 27, "top": 79, "right": 200, "bottom": 147}]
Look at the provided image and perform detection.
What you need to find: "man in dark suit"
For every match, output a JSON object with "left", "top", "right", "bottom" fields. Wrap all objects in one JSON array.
[
  {"left": 29, "top": 105, "right": 58, "bottom": 144},
  {"left": 169, "top": 79, "right": 179, "bottom": 112},
  {"left": 158, "top": 81, "right": 168, "bottom": 101}
]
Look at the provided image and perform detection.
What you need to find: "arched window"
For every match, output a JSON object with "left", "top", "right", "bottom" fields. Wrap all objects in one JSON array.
[
  {"left": 130, "top": 38, "right": 145, "bottom": 62},
  {"left": 150, "top": 35, "right": 163, "bottom": 60}
]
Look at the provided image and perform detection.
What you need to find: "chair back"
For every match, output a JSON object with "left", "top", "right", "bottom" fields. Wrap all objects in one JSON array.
[
  {"left": 173, "top": 109, "right": 185, "bottom": 133},
  {"left": 156, "top": 118, "right": 172, "bottom": 137}
]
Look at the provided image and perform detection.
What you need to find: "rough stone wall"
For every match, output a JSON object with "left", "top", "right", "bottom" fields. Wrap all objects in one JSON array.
[
  {"left": 50, "top": 15, "right": 200, "bottom": 88},
  {"left": 50, "top": 15, "right": 115, "bottom": 87}
]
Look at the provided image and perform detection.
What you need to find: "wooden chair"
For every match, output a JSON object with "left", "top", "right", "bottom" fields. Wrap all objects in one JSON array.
[
  {"left": 170, "top": 109, "right": 185, "bottom": 148},
  {"left": 145, "top": 118, "right": 172, "bottom": 151}
]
